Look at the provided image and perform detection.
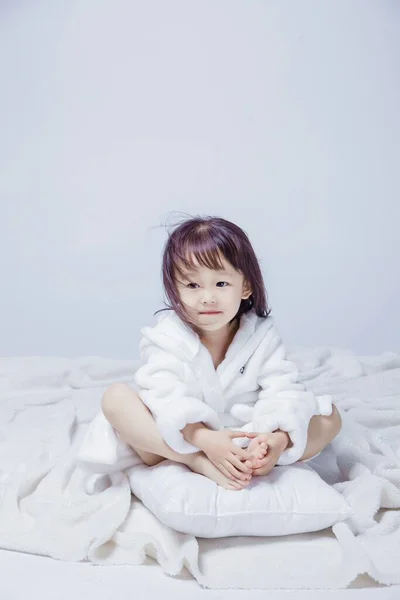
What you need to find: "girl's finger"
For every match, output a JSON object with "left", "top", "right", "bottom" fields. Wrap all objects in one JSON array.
[
  {"left": 222, "top": 459, "right": 249, "bottom": 481},
  {"left": 228, "top": 452, "right": 253, "bottom": 474},
  {"left": 221, "top": 459, "right": 240, "bottom": 479},
  {"left": 228, "top": 431, "right": 256, "bottom": 438},
  {"left": 229, "top": 480, "right": 246, "bottom": 490},
  {"left": 217, "top": 466, "right": 244, "bottom": 489},
  {"left": 217, "top": 462, "right": 237, "bottom": 481}
]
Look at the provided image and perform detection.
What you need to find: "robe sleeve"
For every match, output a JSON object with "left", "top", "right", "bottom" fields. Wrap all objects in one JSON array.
[
  {"left": 133, "top": 337, "right": 222, "bottom": 454},
  {"left": 230, "top": 327, "right": 333, "bottom": 464}
]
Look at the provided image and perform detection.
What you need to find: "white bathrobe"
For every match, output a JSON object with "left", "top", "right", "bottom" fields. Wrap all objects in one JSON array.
[{"left": 133, "top": 308, "right": 334, "bottom": 466}]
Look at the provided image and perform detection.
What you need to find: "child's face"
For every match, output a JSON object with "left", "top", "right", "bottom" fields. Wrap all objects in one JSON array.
[{"left": 175, "top": 254, "right": 252, "bottom": 334}]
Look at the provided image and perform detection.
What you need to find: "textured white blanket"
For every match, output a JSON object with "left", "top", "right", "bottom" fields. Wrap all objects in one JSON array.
[{"left": 0, "top": 347, "right": 399, "bottom": 589}]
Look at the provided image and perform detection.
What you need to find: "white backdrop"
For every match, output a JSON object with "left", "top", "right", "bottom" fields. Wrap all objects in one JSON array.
[{"left": 1, "top": 0, "right": 399, "bottom": 359}]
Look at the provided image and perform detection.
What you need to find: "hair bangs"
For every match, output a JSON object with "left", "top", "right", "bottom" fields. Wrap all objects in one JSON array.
[{"left": 177, "top": 236, "right": 227, "bottom": 277}]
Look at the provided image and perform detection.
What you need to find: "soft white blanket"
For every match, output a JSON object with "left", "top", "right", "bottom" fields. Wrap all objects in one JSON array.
[{"left": 0, "top": 347, "right": 399, "bottom": 590}]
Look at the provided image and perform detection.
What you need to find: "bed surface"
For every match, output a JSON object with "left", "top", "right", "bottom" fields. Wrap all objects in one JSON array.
[{"left": 0, "top": 346, "right": 399, "bottom": 595}]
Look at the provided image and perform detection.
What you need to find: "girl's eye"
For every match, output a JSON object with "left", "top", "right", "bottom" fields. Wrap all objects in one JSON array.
[{"left": 186, "top": 282, "right": 229, "bottom": 289}]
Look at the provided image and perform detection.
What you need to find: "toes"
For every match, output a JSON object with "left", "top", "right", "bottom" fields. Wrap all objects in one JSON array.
[
  {"left": 230, "top": 480, "right": 248, "bottom": 490},
  {"left": 261, "top": 444, "right": 268, "bottom": 456}
]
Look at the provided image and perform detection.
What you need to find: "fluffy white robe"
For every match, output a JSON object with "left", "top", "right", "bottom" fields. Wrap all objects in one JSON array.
[{"left": 133, "top": 309, "right": 334, "bottom": 465}]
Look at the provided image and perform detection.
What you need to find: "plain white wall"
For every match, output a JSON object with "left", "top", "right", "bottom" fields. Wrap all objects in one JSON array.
[{"left": 1, "top": 0, "right": 399, "bottom": 359}]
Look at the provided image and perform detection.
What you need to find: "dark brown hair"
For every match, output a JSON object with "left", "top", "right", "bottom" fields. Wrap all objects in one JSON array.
[{"left": 154, "top": 214, "right": 271, "bottom": 330}]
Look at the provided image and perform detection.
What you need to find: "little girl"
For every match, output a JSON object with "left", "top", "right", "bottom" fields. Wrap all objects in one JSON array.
[{"left": 102, "top": 215, "right": 342, "bottom": 491}]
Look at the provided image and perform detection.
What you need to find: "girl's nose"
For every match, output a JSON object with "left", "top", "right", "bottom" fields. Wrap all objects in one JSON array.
[{"left": 201, "top": 292, "right": 216, "bottom": 303}]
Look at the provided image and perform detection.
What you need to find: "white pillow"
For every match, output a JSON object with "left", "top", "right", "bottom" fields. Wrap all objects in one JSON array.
[{"left": 127, "top": 460, "right": 353, "bottom": 538}]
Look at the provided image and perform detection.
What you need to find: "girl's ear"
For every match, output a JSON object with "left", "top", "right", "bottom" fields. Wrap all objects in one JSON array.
[{"left": 242, "top": 282, "right": 252, "bottom": 299}]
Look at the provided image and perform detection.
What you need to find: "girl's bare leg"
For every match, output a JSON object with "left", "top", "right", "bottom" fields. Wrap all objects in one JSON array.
[
  {"left": 101, "top": 383, "right": 251, "bottom": 491},
  {"left": 298, "top": 404, "right": 342, "bottom": 461}
]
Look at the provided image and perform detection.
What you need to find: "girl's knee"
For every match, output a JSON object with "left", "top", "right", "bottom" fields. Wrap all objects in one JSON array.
[
  {"left": 330, "top": 404, "right": 342, "bottom": 436},
  {"left": 101, "top": 382, "right": 138, "bottom": 416},
  {"left": 318, "top": 404, "right": 342, "bottom": 447}
]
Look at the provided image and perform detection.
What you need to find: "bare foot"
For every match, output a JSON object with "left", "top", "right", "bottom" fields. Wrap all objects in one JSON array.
[
  {"left": 186, "top": 452, "right": 251, "bottom": 491},
  {"left": 243, "top": 435, "right": 269, "bottom": 469}
]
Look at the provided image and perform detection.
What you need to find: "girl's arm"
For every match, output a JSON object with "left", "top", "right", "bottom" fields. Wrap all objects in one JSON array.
[
  {"left": 231, "top": 327, "right": 333, "bottom": 465},
  {"left": 133, "top": 338, "right": 221, "bottom": 454}
]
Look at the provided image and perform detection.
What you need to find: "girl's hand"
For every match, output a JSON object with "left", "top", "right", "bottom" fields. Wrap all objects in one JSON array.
[
  {"left": 198, "top": 429, "right": 259, "bottom": 482},
  {"left": 250, "top": 431, "right": 290, "bottom": 477}
]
